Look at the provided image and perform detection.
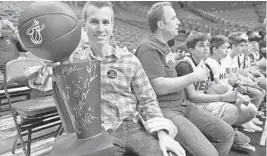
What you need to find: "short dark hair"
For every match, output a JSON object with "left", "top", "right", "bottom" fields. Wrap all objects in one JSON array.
[
  {"left": 185, "top": 32, "right": 208, "bottom": 50},
  {"left": 259, "top": 40, "right": 266, "bottom": 59},
  {"left": 147, "top": 2, "right": 172, "bottom": 33},
  {"left": 82, "top": 1, "right": 114, "bottom": 22},
  {"left": 259, "top": 30, "right": 266, "bottom": 37},
  {"left": 228, "top": 32, "right": 247, "bottom": 47},
  {"left": 210, "top": 35, "right": 228, "bottom": 55},
  {"left": 248, "top": 36, "right": 260, "bottom": 42},
  {"left": 247, "top": 30, "right": 253, "bottom": 36}
]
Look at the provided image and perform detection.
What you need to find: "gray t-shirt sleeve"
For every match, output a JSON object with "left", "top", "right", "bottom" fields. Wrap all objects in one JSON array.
[{"left": 176, "top": 61, "right": 193, "bottom": 77}]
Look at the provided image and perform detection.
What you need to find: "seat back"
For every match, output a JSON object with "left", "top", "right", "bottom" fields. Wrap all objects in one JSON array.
[
  {"left": 5, "top": 58, "right": 75, "bottom": 134},
  {"left": 5, "top": 58, "right": 45, "bottom": 84}
]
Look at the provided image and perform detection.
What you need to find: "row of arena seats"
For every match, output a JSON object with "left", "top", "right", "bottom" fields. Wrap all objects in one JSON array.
[
  {"left": 190, "top": 1, "right": 261, "bottom": 11},
  {"left": 189, "top": 2, "right": 265, "bottom": 29},
  {"left": 116, "top": 1, "right": 150, "bottom": 17},
  {"left": 188, "top": 5, "right": 263, "bottom": 30},
  {"left": 0, "top": 1, "right": 260, "bottom": 50},
  {"left": 255, "top": 2, "right": 266, "bottom": 23},
  {"left": 65, "top": 1, "right": 260, "bottom": 51},
  {"left": 0, "top": 2, "right": 33, "bottom": 27},
  {"left": 113, "top": 19, "right": 151, "bottom": 52},
  {"left": 212, "top": 8, "right": 262, "bottom": 29},
  {"left": 115, "top": 1, "right": 258, "bottom": 37},
  {"left": 0, "top": 1, "right": 262, "bottom": 54}
]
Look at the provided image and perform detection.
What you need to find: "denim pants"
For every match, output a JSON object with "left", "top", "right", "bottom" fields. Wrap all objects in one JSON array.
[
  {"left": 109, "top": 120, "right": 164, "bottom": 156},
  {"left": 161, "top": 100, "right": 235, "bottom": 156},
  {"left": 245, "top": 86, "right": 265, "bottom": 108}
]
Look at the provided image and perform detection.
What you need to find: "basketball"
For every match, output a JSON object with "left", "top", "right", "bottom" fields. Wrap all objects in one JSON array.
[
  {"left": 18, "top": 1, "right": 81, "bottom": 61},
  {"left": 206, "top": 83, "right": 228, "bottom": 95}
]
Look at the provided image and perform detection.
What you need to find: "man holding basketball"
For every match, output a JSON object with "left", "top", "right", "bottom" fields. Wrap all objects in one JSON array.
[{"left": 25, "top": 2, "right": 185, "bottom": 156}]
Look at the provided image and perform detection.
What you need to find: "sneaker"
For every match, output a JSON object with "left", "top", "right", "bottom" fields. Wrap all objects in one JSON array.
[
  {"left": 252, "top": 117, "right": 263, "bottom": 125},
  {"left": 242, "top": 121, "right": 263, "bottom": 132},
  {"left": 234, "top": 130, "right": 250, "bottom": 144},
  {"left": 257, "top": 111, "right": 265, "bottom": 117},
  {"left": 232, "top": 143, "right": 256, "bottom": 153},
  {"left": 232, "top": 130, "right": 255, "bottom": 153},
  {"left": 258, "top": 110, "right": 266, "bottom": 119}
]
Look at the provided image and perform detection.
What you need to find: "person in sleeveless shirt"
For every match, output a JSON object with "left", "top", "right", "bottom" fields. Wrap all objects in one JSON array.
[
  {"left": 176, "top": 33, "right": 256, "bottom": 153},
  {"left": 221, "top": 32, "right": 264, "bottom": 132}
]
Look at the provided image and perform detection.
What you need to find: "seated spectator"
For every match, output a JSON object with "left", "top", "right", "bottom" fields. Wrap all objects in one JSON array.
[
  {"left": 0, "top": 19, "right": 27, "bottom": 89},
  {"left": 247, "top": 30, "right": 255, "bottom": 41},
  {"left": 257, "top": 40, "right": 266, "bottom": 86},
  {"left": 136, "top": 2, "right": 235, "bottom": 156},
  {"left": 259, "top": 40, "right": 266, "bottom": 59},
  {"left": 24, "top": 2, "right": 185, "bottom": 156},
  {"left": 175, "top": 33, "right": 255, "bottom": 152},
  {"left": 246, "top": 42, "right": 266, "bottom": 78},
  {"left": 237, "top": 41, "right": 266, "bottom": 91},
  {"left": 258, "top": 30, "right": 266, "bottom": 41},
  {"left": 221, "top": 32, "right": 265, "bottom": 132},
  {"left": 205, "top": 35, "right": 262, "bottom": 130},
  {"left": 249, "top": 38, "right": 261, "bottom": 62}
]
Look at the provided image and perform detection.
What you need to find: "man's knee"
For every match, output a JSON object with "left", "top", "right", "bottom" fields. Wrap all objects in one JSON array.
[
  {"left": 247, "top": 103, "right": 258, "bottom": 118},
  {"left": 261, "top": 89, "right": 266, "bottom": 97},
  {"left": 224, "top": 105, "right": 239, "bottom": 123},
  {"left": 249, "top": 87, "right": 264, "bottom": 99},
  {"left": 216, "top": 119, "right": 235, "bottom": 141}
]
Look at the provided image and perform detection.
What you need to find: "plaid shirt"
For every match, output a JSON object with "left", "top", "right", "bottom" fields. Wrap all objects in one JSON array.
[{"left": 25, "top": 45, "right": 165, "bottom": 132}]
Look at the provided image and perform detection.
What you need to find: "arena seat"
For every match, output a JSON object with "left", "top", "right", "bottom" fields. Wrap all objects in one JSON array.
[
  {"left": 213, "top": 8, "right": 261, "bottom": 29},
  {"left": 0, "top": 5, "right": 8, "bottom": 10},
  {"left": 4, "top": 58, "right": 61, "bottom": 156},
  {"left": 0, "top": 12, "right": 7, "bottom": 18},
  {"left": 0, "top": 83, "right": 30, "bottom": 113},
  {"left": 12, "top": 7, "right": 23, "bottom": 13},
  {"left": 191, "top": 1, "right": 257, "bottom": 12},
  {"left": 255, "top": 2, "right": 266, "bottom": 23}
]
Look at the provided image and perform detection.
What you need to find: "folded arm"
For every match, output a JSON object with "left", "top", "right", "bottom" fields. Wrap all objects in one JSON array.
[{"left": 131, "top": 59, "right": 177, "bottom": 138}]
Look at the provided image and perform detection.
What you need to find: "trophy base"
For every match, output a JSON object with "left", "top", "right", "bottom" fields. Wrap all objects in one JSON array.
[{"left": 49, "top": 130, "right": 114, "bottom": 156}]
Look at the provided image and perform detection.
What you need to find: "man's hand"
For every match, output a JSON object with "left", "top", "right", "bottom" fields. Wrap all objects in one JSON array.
[
  {"left": 220, "top": 90, "right": 238, "bottom": 102},
  {"left": 1, "top": 19, "right": 15, "bottom": 32},
  {"left": 158, "top": 130, "right": 186, "bottom": 156},
  {"left": 193, "top": 60, "right": 210, "bottom": 81},
  {"left": 34, "top": 62, "right": 60, "bottom": 85},
  {"left": 237, "top": 93, "right": 251, "bottom": 104}
]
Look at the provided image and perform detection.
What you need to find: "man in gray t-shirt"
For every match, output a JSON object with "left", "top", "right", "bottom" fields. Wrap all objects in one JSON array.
[{"left": 136, "top": 2, "right": 235, "bottom": 156}]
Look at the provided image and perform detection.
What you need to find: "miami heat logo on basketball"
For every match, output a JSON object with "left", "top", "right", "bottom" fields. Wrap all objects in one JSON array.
[{"left": 26, "top": 19, "right": 45, "bottom": 44}]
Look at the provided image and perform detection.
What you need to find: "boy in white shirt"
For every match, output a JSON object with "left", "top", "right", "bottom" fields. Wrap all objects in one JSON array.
[{"left": 221, "top": 32, "right": 264, "bottom": 132}]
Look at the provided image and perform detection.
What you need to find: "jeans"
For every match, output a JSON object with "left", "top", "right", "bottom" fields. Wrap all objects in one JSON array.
[
  {"left": 161, "top": 100, "right": 235, "bottom": 156},
  {"left": 109, "top": 120, "right": 163, "bottom": 156},
  {"left": 245, "top": 86, "right": 265, "bottom": 108}
]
